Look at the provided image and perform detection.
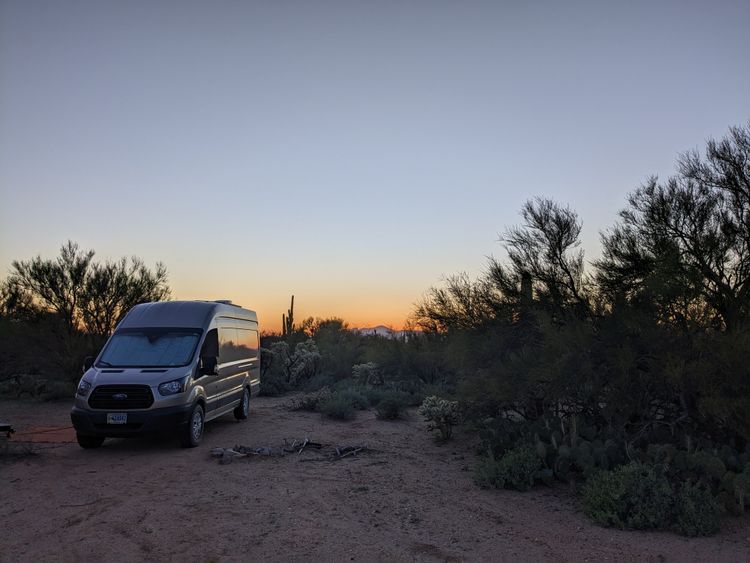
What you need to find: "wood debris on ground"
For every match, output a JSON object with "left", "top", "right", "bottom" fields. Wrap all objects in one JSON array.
[{"left": 210, "top": 437, "right": 374, "bottom": 464}]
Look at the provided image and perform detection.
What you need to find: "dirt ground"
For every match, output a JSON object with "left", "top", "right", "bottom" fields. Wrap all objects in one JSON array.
[{"left": 1, "top": 396, "right": 748, "bottom": 562}]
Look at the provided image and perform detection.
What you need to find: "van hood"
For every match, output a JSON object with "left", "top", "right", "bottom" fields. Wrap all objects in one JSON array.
[{"left": 83, "top": 366, "right": 194, "bottom": 387}]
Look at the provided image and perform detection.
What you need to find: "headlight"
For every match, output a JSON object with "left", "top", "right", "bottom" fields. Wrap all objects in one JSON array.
[
  {"left": 76, "top": 380, "right": 92, "bottom": 397},
  {"left": 158, "top": 378, "right": 185, "bottom": 396}
]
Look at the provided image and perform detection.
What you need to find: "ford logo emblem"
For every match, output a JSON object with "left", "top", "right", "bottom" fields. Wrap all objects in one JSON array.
[{"left": 112, "top": 393, "right": 128, "bottom": 400}]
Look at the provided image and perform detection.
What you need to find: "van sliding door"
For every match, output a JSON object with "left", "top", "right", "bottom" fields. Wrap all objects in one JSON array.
[{"left": 218, "top": 323, "right": 260, "bottom": 407}]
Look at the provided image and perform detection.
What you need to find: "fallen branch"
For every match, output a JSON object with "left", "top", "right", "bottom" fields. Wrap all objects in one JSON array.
[{"left": 210, "top": 439, "right": 374, "bottom": 464}]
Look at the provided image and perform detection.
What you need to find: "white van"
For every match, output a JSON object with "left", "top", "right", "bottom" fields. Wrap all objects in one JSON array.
[{"left": 71, "top": 300, "right": 260, "bottom": 448}]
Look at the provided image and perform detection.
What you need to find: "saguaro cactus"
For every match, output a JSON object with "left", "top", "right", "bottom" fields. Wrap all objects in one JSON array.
[{"left": 282, "top": 295, "right": 295, "bottom": 338}]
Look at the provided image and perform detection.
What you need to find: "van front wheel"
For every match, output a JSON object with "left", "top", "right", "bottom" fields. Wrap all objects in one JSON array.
[
  {"left": 234, "top": 387, "right": 250, "bottom": 421},
  {"left": 180, "top": 403, "right": 204, "bottom": 448},
  {"left": 77, "top": 433, "right": 105, "bottom": 449}
]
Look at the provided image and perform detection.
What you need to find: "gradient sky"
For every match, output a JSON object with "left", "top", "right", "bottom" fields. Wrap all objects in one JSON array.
[{"left": 1, "top": 0, "right": 748, "bottom": 331}]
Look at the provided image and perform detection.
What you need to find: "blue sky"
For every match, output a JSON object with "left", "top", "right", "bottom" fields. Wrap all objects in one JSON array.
[{"left": 1, "top": 0, "right": 748, "bottom": 330}]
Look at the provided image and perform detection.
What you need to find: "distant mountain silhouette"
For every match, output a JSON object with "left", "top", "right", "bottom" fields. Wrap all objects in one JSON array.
[{"left": 351, "top": 325, "right": 411, "bottom": 339}]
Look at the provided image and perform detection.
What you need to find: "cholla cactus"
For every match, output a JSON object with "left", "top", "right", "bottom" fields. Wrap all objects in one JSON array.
[
  {"left": 268, "top": 341, "right": 291, "bottom": 376},
  {"left": 266, "top": 340, "right": 321, "bottom": 386},
  {"left": 418, "top": 395, "right": 460, "bottom": 441},
  {"left": 352, "top": 362, "right": 383, "bottom": 386},
  {"left": 289, "top": 339, "right": 321, "bottom": 384}
]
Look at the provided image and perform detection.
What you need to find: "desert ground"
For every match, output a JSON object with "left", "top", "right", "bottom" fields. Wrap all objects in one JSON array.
[{"left": 1, "top": 395, "right": 748, "bottom": 562}]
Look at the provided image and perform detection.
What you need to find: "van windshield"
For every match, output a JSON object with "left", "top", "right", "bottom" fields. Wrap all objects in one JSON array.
[{"left": 97, "top": 328, "right": 202, "bottom": 368}]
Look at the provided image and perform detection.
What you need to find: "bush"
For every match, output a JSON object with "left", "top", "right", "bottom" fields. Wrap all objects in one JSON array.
[
  {"left": 583, "top": 463, "right": 674, "bottom": 530},
  {"left": 474, "top": 453, "right": 505, "bottom": 490},
  {"left": 734, "top": 468, "right": 750, "bottom": 512},
  {"left": 474, "top": 444, "right": 542, "bottom": 491},
  {"left": 319, "top": 393, "right": 356, "bottom": 420},
  {"left": 403, "top": 390, "right": 427, "bottom": 407},
  {"left": 583, "top": 462, "right": 722, "bottom": 536},
  {"left": 0, "top": 375, "right": 76, "bottom": 401},
  {"left": 337, "top": 388, "right": 369, "bottom": 410},
  {"left": 259, "top": 371, "right": 291, "bottom": 397},
  {"left": 363, "top": 386, "right": 387, "bottom": 406},
  {"left": 289, "top": 389, "right": 331, "bottom": 411},
  {"left": 39, "top": 380, "right": 75, "bottom": 401},
  {"left": 674, "top": 482, "right": 720, "bottom": 537},
  {"left": 375, "top": 391, "right": 410, "bottom": 420},
  {"left": 418, "top": 395, "right": 460, "bottom": 441},
  {"left": 390, "top": 379, "right": 429, "bottom": 406},
  {"left": 302, "top": 374, "right": 335, "bottom": 392}
]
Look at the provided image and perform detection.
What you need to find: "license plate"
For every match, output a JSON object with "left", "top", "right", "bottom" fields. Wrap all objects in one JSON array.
[{"left": 107, "top": 413, "right": 127, "bottom": 424}]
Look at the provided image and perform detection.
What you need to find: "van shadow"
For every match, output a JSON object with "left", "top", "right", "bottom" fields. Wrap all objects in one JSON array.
[{"left": 87, "top": 414, "right": 240, "bottom": 454}]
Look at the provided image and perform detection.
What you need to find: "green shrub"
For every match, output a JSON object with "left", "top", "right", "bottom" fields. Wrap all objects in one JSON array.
[
  {"left": 363, "top": 386, "right": 387, "bottom": 406},
  {"left": 365, "top": 385, "right": 424, "bottom": 409},
  {"left": 689, "top": 450, "right": 727, "bottom": 483},
  {"left": 734, "top": 468, "right": 750, "bottom": 511},
  {"left": 0, "top": 375, "right": 75, "bottom": 400},
  {"left": 337, "top": 388, "right": 370, "bottom": 410},
  {"left": 390, "top": 379, "right": 428, "bottom": 406},
  {"left": 289, "top": 389, "right": 331, "bottom": 411},
  {"left": 474, "top": 453, "right": 506, "bottom": 490},
  {"left": 583, "top": 463, "right": 674, "bottom": 531},
  {"left": 674, "top": 482, "right": 720, "bottom": 537},
  {"left": 582, "top": 469, "right": 629, "bottom": 528},
  {"left": 403, "top": 390, "right": 427, "bottom": 407},
  {"left": 319, "top": 393, "right": 356, "bottom": 420},
  {"left": 474, "top": 444, "right": 542, "bottom": 491},
  {"left": 375, "top": 391, "right": 410, "bottom": 420},
  {"left": 39, "top": 380, "right": 75, "bottom": 401},
  {"left": 259, "top": 372, "right": 291, "bottom": 397},
  {"left": 418, "top": 395, "right": 460, "bottom": 441},
  {"left": 302, "top": 374, "right": 335, "bottom": 392}
]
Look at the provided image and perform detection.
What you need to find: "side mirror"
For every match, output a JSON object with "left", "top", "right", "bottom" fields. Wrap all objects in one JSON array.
[
  {"left": 200, "top": 356, "right": 219, "bottom": 376},
  {"left": 82, "top": 356, "right": 95, "bottom": 373}
]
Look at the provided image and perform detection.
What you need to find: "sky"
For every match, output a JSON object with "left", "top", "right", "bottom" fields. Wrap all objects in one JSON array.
[{"left": 1, "top": 0, "right": 748, "bottom": 332}]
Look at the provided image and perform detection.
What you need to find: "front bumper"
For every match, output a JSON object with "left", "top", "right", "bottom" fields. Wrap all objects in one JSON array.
[{"left": 70, "top": 403, "right": 193, "bottom": 437}]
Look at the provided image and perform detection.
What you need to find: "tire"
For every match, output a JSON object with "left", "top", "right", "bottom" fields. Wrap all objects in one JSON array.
[
  {"left": 76, "top": 433, "right": 105, "bottom": 449},
  {"left": 233, "top": 387, "right": 250, "bottom": 421},
  {"left": 180, "top": 403, "right": 204, "bottom": 448}
]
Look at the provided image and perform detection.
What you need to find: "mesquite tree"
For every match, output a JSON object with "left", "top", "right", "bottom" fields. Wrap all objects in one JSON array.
[
  {"left": 1, "top": 241, "right": 170, "bottom": 337},
  {"left": 597, "top": 122, "right": 750, "bottom": 331}
]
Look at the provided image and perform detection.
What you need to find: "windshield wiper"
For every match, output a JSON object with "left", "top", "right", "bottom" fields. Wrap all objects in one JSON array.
[{"left": 98, "top": 360, "right": 113, "bottom": 367}]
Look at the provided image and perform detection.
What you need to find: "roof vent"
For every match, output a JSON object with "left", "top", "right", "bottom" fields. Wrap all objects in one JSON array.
[{"left": 214, "top": 300, "right": 240, "bottom": 307}]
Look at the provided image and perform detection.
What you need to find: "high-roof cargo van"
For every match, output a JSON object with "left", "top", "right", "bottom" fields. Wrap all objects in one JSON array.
[{"left": 71, "top": 300, "right": 260, "bottom": 448}]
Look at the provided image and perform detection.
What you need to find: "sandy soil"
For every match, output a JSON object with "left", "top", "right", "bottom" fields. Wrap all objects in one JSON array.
[{"left": 1, "top": 396, "right": 748, "bottom": 562}]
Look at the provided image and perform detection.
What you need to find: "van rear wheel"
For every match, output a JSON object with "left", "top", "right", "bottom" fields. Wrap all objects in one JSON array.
[
  {"left": 180, "top": 403, "right": 204, "bottom": 448},
  {"left": 77, "top": 434, "right": 105, "bottom": 449},
  {"left": 234, "top": 387, "right": 250, "bottom": 420}
]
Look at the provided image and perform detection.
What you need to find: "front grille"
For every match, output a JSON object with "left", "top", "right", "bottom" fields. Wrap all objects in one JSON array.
[{"left": 88, "top": 385, "right": 154, "bottom": 410}]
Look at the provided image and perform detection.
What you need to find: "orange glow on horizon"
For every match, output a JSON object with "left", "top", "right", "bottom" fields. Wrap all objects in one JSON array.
[
  {"left": 167, "top": 267, "right": 423, "bottom": 335},
  {"left": 171, "top": 289, "right": 414, "bottom": 334},
  {"left": 255, "top": 309, "right": 411, "bottom": 334}
]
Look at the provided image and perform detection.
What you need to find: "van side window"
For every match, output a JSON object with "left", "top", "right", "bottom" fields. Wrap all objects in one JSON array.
[
  {"left": 200, "top": 329, "right": 219, "bottom": 358},
  {"left": 235, "top": 328, "right": 259, "bottom": 359},
  {"left": 219, "top": 326, "right": 258, "bottom": 363},
  {"left": 219, "top": 327, "right": 239, "bottom": 364}
]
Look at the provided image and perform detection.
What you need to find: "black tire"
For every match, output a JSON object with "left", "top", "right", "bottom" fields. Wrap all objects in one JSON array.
[
  {"left": 180, "top": 403, "right": 204, "bottom": 448},
  {"left": 76, "top": 433, "right": 105, "bottom": 449},
  {"left": 233, "top": 387, "right": 250, "bottom": 421}
]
